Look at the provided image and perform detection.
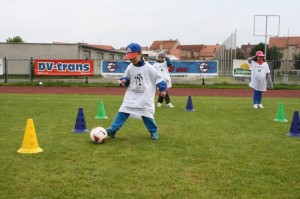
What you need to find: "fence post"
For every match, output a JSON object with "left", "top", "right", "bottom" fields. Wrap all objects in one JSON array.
[
  {"left": 85, "top": 57, "right": 88, "bottom": 83},
  {"left": 4, "top": 57, "right": 7, "bottom": 83},
  {"left": 30, "top": 57, "right": 34, "bottom": 81}
]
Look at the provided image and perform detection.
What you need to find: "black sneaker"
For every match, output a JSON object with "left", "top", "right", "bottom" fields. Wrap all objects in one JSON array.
[{"left": 106, "top": 128, "right": 116, "bottom": 138}]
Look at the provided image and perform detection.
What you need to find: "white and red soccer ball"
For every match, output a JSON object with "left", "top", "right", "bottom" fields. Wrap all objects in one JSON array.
[{"left": 90, "top": 127, "right": 108, "bottom": 144}]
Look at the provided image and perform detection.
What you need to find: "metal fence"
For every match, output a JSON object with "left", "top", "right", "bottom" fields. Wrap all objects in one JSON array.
[{"left": 1, "top": 57, "right": 300, "bottom": 85}]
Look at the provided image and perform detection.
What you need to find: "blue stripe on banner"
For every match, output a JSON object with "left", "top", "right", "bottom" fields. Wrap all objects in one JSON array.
[{"left": 101, "top": 60, "right": 218, "bottom": 77}]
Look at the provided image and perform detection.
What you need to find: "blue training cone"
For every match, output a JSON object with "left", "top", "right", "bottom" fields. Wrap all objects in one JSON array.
[
  {"left": 287, "top": 111, "right": 300, "bottom": 137},
  {"left": 186, "top": 96, "right": 195, "bottom": 111},
  {"left": 72, "top": 107, "right": 89, "bottom": 133}
]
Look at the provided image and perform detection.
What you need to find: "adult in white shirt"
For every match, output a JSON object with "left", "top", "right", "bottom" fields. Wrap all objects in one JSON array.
[{"left": 248, "top": 51, "right": 273, "bottom": 108}]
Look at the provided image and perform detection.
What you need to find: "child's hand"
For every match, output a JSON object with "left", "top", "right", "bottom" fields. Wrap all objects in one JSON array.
[{"left": 119, "top": 79, "right": 127, "bottom": 87}]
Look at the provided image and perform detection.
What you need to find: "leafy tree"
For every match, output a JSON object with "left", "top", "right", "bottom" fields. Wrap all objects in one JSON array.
[
  {"left": 6, "top": 36, "right": 25, "bottom": 43},
  {"left": 267, "top": 46, "right": 283, "bottom": 70},
  {"left": 250, "top": 43, "right": 282, "bottom": 59},
  {"left": 267, "top": 46, "right": 283, "bottom": 60},
  {"left": 250, "top": 42, "right": 283, "bottom": 69},
  {"left": 250, "top": 43, "right": 265, "bottom": 56}
]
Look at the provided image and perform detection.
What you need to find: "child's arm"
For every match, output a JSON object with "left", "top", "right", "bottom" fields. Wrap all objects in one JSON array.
[
  {"left": 156, "top": 80, "right": 167, "bottom": 91},
  {"left": 156, "top": 80, "right": 167, "bottom": 97},
  {"left": 119, "top": 77, "right": 130, "bottom": 87},
  {"left": 247, "top": 56, "right": 255, "bottom": 64},
  {"left": 165, "top": 57, "right": 172, "bottom": 67},
  {"left": 266, "top": 73, "right": 273, "bottom": 89}
]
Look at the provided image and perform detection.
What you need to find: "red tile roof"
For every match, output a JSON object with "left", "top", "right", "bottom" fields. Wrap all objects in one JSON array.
[
  {"left": 169, "top": 49, "right": 181, "bottom": 59},
  {"left": 84, "top": 44, "right": 115, "bottom": 50},
  {"left": 240, "top": 43, "right": 255, "bottom": 57},
  {"left": 240, "top": 43, "right": 255, "bottom": 52},
  {"left": 199, "top": 45, "right": 220, "bottom": 57},
  {"left": 269, "top": 37, "right": 300, "bottom": 48},
  {"left": 176, "top": 45, "right": 204, "bottom": 52},
  {"left": 149, "top": 40, "right": 180, "bottom": 50}
]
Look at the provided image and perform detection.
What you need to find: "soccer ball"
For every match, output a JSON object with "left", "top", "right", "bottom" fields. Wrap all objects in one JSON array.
[
  {"left": 90, "top": 127, "right": 108, "bottom": 144},
  {"left": 39, "top": 81, "right": 43, "bottom": 85}
]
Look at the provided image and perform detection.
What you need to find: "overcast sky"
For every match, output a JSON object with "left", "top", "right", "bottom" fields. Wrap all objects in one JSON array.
[{"left": 1, "top": 0, "right": 299, "bottom": 49}]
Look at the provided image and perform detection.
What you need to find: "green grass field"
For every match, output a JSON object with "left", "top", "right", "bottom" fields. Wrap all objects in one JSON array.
[{"left": 0, "top": 93, "right": 299, "bottom": 198}]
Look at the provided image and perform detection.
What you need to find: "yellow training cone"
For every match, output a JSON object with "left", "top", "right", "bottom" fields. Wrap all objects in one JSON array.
[{"left": 17, "top": 119, "right": 43, "bottom": 154}]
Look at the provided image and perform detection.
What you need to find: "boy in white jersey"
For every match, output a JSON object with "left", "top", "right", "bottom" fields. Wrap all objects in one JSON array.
[
  {"left": 106, "top": 43, "right": 167, "bottom": 140},
  {"left": 248, "top": 51, "right": 273, "bottom": 108},
  {"left": 153, "top": 52, "right": 174, "bottom": 108}
]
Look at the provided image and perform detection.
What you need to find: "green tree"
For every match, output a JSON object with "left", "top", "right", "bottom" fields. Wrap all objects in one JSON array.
[
  {"left": 250, "top": 42, "right": 283, "bottom": 69},
  {"left": 267, "top": 46, "right": 283, "bottom": 60},
  {"left": 250, "top": 43, "right": 265, "bottom": 56},
  {"left": 267, "top": 46, "right": 283, "bottom": 70},
  {"left": 250, "top": 43, "right": 282, "bottom": 59},
  {"left": 6, "top": 36, "right": 25, "bottom": 43}
]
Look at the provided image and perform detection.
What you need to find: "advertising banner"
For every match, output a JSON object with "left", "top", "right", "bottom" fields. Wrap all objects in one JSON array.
[
  {"left": 34, "top": 59, "right": 94, "bottom": 76},
  {"left": 233, "top": 59, "right": 251, "bottom": 77},
  {"left": 101, "top": 60, "right": 218, "bottom": 78}
]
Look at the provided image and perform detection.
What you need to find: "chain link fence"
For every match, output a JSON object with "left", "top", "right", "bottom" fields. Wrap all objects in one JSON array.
[{"left": 1, "top": 57, "right": 299, "bottom": 85}]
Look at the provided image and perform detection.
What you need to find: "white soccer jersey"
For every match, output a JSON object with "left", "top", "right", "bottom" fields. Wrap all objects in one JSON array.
[
  {"left": 249, "top": 61, "right": 270, "bottom": 91},
  {"left": 119, "top": 62, "right": 164, "bottom": 118},
  {"left": 153, "top": 61, "right": 172, "bottom": 88}
]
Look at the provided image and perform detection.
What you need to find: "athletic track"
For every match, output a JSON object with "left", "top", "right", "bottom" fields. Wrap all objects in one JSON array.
[{"left": 0, "top": 86, "right": 299, "bottom": 98}]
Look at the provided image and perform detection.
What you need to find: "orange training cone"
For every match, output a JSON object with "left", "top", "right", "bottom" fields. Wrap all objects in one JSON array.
[{"left": 18, "top": 119, "right": 43, "bottom": 154}]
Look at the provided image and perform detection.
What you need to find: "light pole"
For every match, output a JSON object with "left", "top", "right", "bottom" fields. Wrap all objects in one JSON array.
[{"left": 254, "top": 15, "right": 280, "bottom": 58}]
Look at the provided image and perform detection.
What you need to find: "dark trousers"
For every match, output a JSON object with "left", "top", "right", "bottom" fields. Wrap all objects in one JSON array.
[{"left": 158, "top": 90, "right": 171, "bottom": 104}]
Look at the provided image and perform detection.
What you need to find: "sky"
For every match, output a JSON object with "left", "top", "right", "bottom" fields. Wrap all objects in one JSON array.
[{"left": 1, "top": 0, "right": 300, "bottom": 49}]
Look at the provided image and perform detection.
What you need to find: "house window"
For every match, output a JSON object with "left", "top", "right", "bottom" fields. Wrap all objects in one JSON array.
[
  {"left": 97, "top": 53, "right": 104, "bottom": 67},
  {"left": 83, "top": 50, "right": 91, "bottom": 59},
  {"left": 118, "top": 54, "right": 123, "bottom": 60},
  {"left": 97, "top": 52, "right": 104, "bottom": 60},
  {"left": 109, "top": 54, "right": 114, "bottom": 60}
]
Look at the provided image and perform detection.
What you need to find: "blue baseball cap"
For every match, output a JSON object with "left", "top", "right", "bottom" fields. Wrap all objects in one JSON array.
[
  {"left": 158, "top": 52, "right": 165, "bottom": 58},
  {"left": 125, "top": 43, "right": 142, "bottom": 59}
]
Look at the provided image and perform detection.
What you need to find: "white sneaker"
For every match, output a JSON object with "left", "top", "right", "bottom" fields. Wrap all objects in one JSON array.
[
  {"left": 157, "top": 103, "right": 162, "bottom": 107},
  {"left": 167, "top": 103, "right": 174, "bottom": 108},
  {"left": 253, "top": 104, "right": 258, "bottom": 109},
  {"left": 258, "top": 104, "right": 264, "bottom": 108}
]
